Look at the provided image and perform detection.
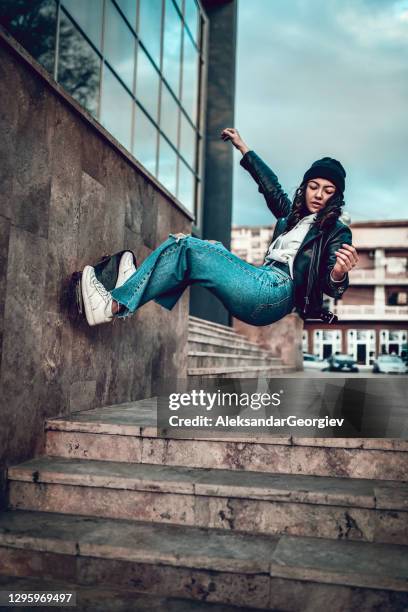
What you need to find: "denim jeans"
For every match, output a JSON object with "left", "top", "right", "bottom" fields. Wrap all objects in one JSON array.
[{"left": 110, "top": 234, "right": 294, "bottom": 326}]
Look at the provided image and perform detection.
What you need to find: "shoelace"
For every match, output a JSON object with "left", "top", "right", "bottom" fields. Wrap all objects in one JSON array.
[{"left": 91, "top": 276, "right": 111, "bottom": 303}]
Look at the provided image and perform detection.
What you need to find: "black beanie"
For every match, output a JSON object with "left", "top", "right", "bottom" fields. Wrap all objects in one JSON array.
[{"left": 303, "top": 157, "right": 346, "bottom": 194}]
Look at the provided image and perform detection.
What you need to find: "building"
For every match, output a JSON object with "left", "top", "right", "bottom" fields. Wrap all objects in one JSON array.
[
  {"left": 1, "top": 0, "right": 207, "bottom": 214},
  {"left": 231, "top": 225, "right": 273, "bottom": 265},
  {"left": 232, "top": 221, "right": 408, "bottom": 365},
  {"left": 305, "top": 220, "right": 408, "bottom": 364},
  {"left": 0, "top": 0, "right": 237, "bottom": 325},
  {"left": 0, "top": 0, "right": 237, "bottom": 506}
]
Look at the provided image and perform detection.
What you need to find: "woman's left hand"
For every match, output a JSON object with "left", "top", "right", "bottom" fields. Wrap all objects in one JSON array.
[{"left": 332, "top": 243, "right": 359, "bottom": 280}]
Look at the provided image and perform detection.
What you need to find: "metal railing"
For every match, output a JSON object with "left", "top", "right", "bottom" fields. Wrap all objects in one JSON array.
[
  {"left": 350, "top": 268, "right": 408, "bottom": 282},
  {"left": 333, "top": 305, "right": 408, "bottom": 316}
]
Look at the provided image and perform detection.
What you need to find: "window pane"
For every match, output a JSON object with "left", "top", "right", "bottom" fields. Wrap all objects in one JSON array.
[
  {"left": 133, "top": 106, "right": 157, "bottom": 176},
  {"left": 104, "top": 0, "right": 135, "bottom": 91},
  {"left": 160, "top": 84, "right": 179, "bottom": 146},
  {"left": 180, "top": 113, "right": 196, "bottom": 169},
  {"left": 62, "top": 0, "right": 103, "bottom": 50},
  {"left": 138, "top": 0, "right": 162, "bottom": 68},
  {"left": 158, "top": 136, "right": 177, "bottom": 194},
  {"left": 58, "top": 14, "right": 101, "bottom": 117},
  {"left": 116, "top": 0, "right": 137, "bottom": 30},
  {"left": 100, "top": 65, "right": 133, "bottom": 149},
  {"left": 0, "top": 0, "right": 57, "bottom": 74},
  {"left": 184, "top": 0, "right": 198, "bottom": 44},
  {"left": 163, "top": 0, "right": 181, "bottom": 96},
  {"left": 178, "top": 160, "right": 195, "bottom": 213},
  {"left": 136, "top": 46, "right": 160, "bottom": 122},
  {"left": 182, "top": 28, "right": 199, "bottom": 123}
]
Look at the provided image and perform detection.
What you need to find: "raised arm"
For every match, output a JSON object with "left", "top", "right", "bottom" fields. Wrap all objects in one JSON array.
[
  {"left": 320, "top": 224, "right": 357, "bottom": 299},
  {"left": 221, "top": 128, "right": 292, "bottom": 219}
]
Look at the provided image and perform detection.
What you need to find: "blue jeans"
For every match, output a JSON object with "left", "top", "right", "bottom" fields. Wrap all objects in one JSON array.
[{"left": 110, "top": 234, "right": 294, "bottom": 326}]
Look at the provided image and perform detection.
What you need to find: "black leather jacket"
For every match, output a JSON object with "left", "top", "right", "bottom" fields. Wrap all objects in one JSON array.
[{"left": 240, "top": 150, "right": 352, "bottom": 322}]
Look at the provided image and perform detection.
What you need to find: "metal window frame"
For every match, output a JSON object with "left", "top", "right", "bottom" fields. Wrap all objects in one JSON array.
[{"left": 54, "top": 0, "right": 207, "bottom": 219}]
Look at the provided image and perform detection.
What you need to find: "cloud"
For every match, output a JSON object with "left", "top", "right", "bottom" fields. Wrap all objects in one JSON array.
[{"left": 233, "top": 0, "right": 408, "bottom": 225}]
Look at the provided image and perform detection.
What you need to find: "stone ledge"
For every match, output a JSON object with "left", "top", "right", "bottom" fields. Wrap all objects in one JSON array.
[
  {"left": 188, "top": 351, "right": 279, "bottom": 361},
  {"left": 0, "top": 510, "right": 407, "bottom": 592},
  {"left": 189, "top": 327, "right": 266, "bottom": 347},
  {"left": 0, "top": 510, "right": 278, "bottom": 574},
  {"left": 9, "top": 456, "right": 399, "bottom": 510},
  {"left": 271, "top": 535, "right": 408, "bottom": 592},
  {"left": 187, "top": 366, "right": 295, "bottom": 375},
  {"left": 44, "top": 400, "right": 408, "bottom": 451},
  {"left": 188, "top": 335, "right": 276, "bottom": 354},
  {"left": 189, "top": 316, "right": 237, "bottom": 333}
]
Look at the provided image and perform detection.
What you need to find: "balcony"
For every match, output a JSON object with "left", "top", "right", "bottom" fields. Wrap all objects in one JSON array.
[
  {"left": 332, "top": 304, "right": 408, "bottom": 321},
  {"left": 349, "top": 268, "right": 408, "bottom": 285}
]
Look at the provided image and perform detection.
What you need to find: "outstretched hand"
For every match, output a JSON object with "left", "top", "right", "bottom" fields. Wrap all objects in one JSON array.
[
  {"left": 332, "top": 244, "right": 359, "bottom": 280},
  {"left": 220, "top": 128, "right": 250, "bottom": 156}
]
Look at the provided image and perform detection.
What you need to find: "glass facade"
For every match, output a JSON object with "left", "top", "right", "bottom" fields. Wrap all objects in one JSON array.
[{"left": 0, "top": 0, "right": 206, "bottom": 217}]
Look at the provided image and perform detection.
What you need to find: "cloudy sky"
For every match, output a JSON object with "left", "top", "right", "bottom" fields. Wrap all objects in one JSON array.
[{"left": 231, "top": 0, "right": 408, "bottom": 225}]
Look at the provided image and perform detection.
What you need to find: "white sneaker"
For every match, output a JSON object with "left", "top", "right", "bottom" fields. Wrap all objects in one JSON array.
[
  {"left": 81, "top": 266, "right": 114, "bottom": 326},
  {"left": 115, "top": 251, "right": 137, "bottom": 289}
]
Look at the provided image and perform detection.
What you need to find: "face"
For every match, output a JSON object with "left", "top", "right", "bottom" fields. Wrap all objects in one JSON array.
[{"left": 305, "top": 178, "right": 336, "bottom": 214}]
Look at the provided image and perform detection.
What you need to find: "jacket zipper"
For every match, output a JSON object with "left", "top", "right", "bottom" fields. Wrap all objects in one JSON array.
[{"left": 303, "top": 239, "right": 319, "bottom": 314}]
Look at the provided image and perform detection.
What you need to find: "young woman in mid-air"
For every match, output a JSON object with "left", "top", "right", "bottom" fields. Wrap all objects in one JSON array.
[{"left": 81, "top": 128, "right": 358, "bottom": 327}]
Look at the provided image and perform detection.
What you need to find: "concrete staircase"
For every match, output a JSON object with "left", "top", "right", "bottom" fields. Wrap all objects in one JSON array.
[
  {"left": 1, "top": 399, "right": 408, "bottom": 611},
  {"left": 188, "top": 316, "right": 295, "bottom": 379}
]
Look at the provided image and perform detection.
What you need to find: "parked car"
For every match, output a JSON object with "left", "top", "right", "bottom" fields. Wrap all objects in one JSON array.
[
  {"left": 372, "top": 355, "right": 408, "bottom": 374},
  {"left": 323, "top": 354, "right": 359, "bottom": 373},
  {"left": 303, "top": 353, "right": 329, "bottom": 370}
]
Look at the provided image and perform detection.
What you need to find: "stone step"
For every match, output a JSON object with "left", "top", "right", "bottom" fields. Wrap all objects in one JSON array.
[
  {"left": 188, "top": 337, "right": 278, "bottom": 359},
  {"left": 188, "top": 328, "right": 266, "bottom": 350},
  {"left": 188, "top": 322, "right": 243, "bottom": 339},
  {"left": 189, "top": 315, "right": 239, "bottom": 335},
  {"left": 187, "top": 365, "right": 296, "bottom": 378},
  {"left": 188, "top": 352, "right": 278, "bottom": 369},
  {"left": 7, "top": 456, "right": 408, "bottom": 545},
  {"left": 0, "top": 510, "right": 407, "bottom": 611},
  {"left": 44, "top": 401, "right": 408, "bottom": 481},
  {"left": 0, "top": 575, "right": 261, "bottom": 612}
]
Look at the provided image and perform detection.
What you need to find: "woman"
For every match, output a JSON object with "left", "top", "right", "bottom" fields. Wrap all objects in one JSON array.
[{"left": 81, "top": 128, "right": 358, "bottom": 327}]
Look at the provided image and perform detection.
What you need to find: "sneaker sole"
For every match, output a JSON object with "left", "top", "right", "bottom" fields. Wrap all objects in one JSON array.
[
  {"left": 71, "top": 271, "right": 83, "bottom": 315},
  {"left": 81, "top": 266, "right": 99, "bottom": 326}
]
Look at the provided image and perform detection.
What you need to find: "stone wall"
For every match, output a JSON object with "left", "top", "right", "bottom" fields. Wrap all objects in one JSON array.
[
  {"left": 233, "top": 314, "right": 304, "bottom": 370},
  {"left": 0, "top": 33, "right": 192, "bottom": 508}
]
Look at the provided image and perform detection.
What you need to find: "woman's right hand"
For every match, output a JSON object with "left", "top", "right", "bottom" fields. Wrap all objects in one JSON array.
[{"left": 220, "top": 128, "right": 250, "bottom": 156}]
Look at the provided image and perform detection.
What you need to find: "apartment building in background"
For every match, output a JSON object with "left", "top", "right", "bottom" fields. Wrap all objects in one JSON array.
[{"left": 231, "top": 220, "right": 408, "bottom": 365}]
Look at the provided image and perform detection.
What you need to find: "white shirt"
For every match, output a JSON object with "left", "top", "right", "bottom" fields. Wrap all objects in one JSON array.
[{"left": 264, "top": 213, "right": 317, "bottom": 278}]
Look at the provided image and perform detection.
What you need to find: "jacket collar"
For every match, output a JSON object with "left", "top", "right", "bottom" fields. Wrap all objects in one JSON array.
[
  {"left": 274, "top": 217, "right": 323, "bottom": 251},
  {"left": 298, "top": 223, "right": 323, "bottom": 251}
]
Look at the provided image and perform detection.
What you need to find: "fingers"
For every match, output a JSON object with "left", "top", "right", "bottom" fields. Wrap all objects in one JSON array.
[
  {"left": 220, "top": 127, "right": 237, "bottom": 140},
  {"left": 335, "top": 249, "right": 357, "bottom": 265},
  {"left": 341, "top": 243, "right": 358, "bottom": 261},
  {"left": 337, "top": 244, "right": 358, "bottom": 266},
  {"left": 334, "top": 253, "right": 350, "bottom": 270},
  {"left": 334, "top": 248, "right": 357, "bottom": 271}
]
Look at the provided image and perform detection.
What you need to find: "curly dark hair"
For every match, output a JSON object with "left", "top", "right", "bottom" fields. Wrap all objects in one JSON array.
[{"left": 285, "top": 182, "right": 345, "bottom": 232}]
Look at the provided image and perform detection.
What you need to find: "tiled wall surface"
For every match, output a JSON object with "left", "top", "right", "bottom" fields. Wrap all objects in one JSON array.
[{"left": 0, "top": 36, "right": 191, "bottom": 508}]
